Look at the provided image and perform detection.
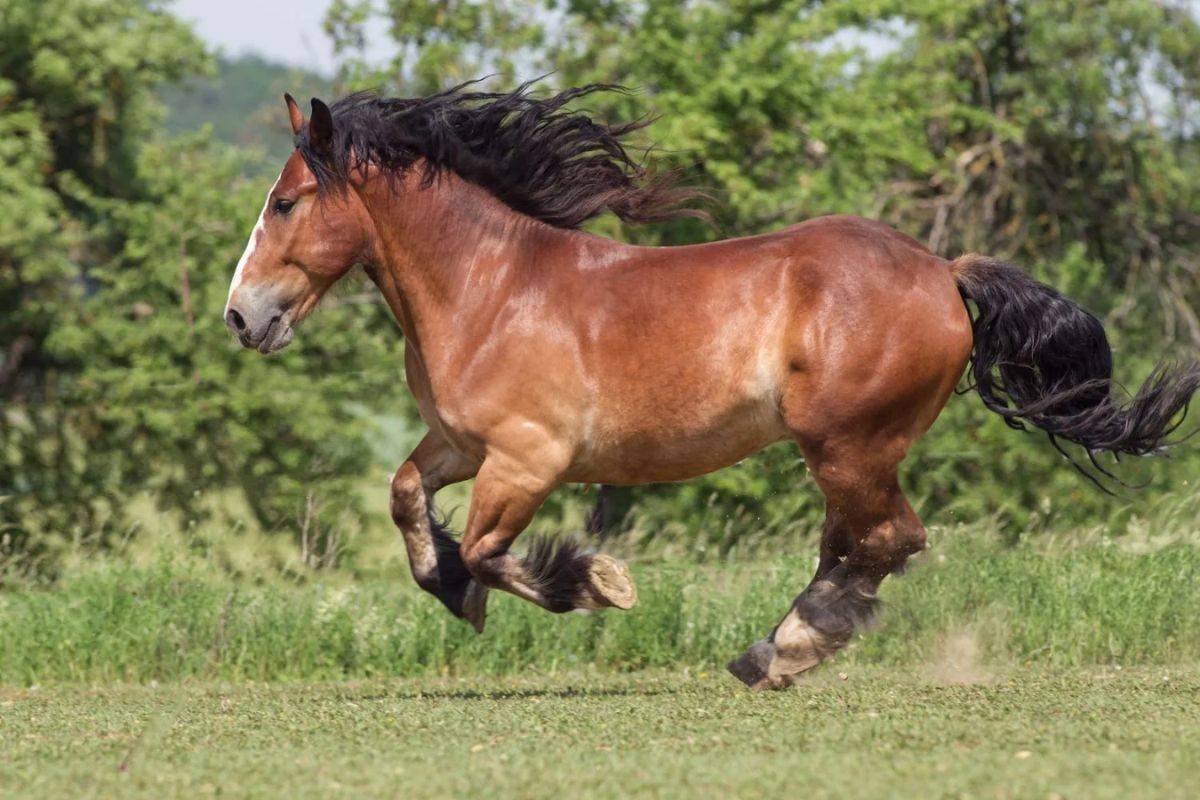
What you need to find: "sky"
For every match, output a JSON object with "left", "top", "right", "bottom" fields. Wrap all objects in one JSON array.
[
  {"left": 174, "top": 0, "right": 1200, "bottom": 77},
  {"left": 172, "top": 0, "right": 900, "bottom": 75},
  {"left": 172, "top": 0, "right": 391, "bottom": 75}
]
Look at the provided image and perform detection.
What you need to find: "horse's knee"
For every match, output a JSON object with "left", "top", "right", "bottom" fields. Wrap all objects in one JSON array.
[
  {"left": 389, "top": 464, "right": 424, "bottom": 529},
  {"left": 389, "top": 464, "right": 446, "bottom": 591}
]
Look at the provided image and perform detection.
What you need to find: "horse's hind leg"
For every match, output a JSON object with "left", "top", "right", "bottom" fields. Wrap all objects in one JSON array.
[
  {"left": 814, "top": 502, "right": 854, "bottom": 579},
  {"left": 728, "top": 439, "right": 926, "bottom": 689},
  {"left": 456, "top": 458, "right": 637, "bottom": 628}
]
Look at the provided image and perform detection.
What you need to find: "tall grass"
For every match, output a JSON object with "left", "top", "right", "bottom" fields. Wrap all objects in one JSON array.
[{"left": 1, "top": 519, "right": 1198, "bottom": 685}]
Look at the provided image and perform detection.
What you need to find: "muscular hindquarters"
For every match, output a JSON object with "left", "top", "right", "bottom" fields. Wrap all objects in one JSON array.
[
  {"left": 781, "top": 224, "right": 971, "bottom": 453},
  {"left": 781, "top": 227, "right": 972, "bottom": 566},
  {"left": 727, "top": 227, "right": 974, "bottom": 688}
]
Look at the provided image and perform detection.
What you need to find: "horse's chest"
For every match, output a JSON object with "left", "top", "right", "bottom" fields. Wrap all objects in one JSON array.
[{"left": 403, "top": 345, "right": 486, "bottom": 456}]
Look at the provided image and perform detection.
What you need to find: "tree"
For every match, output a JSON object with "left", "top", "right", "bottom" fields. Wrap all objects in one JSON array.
[
  {"left": 325, "top": 0, "right": 546, "bottom": 93},
  {"left": 1, "top": 0, "right": 409, "bottom": 573},
  {"left": 1, "top": 0, "right": 208, "bottom": 563}
]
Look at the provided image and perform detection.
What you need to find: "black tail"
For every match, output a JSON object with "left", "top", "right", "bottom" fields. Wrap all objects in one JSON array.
[{"left": 954, "top": 255, "right": 1200, "bottom": 487}]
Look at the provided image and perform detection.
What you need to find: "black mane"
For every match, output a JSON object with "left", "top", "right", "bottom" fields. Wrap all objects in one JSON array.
[{"left": 295, "top": 81, "right": 707, "bottom": 229}]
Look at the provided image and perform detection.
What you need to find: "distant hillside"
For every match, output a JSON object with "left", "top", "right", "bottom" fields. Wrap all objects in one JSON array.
[{"left": 159, "top": 55, "right": 333, "bottom": 169}]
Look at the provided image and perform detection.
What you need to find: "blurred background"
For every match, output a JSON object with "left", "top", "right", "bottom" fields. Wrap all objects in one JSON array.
[{"left": 2, "top": 0, "right": 1198, "bottom": 589}]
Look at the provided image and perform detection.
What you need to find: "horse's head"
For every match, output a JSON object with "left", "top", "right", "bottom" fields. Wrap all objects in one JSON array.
[{"left": 223, "top": 95, "right": 373, "bottom": 353}]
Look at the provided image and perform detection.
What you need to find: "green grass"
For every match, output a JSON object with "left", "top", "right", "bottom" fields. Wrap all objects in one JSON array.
[
  {"left": 2, "top": 528, "right": 1199, "bottom": 684},
  {"left": 3, "top": 667, "right": 1198, "bottom": 799},
  {"left": 4, "top": 523, "right": 1200, "bottom": 797}
]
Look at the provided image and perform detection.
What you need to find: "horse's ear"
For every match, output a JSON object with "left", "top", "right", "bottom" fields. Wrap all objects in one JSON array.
[
  {"left": 284, "top": 93, "right": 304, "bottom": 136},
  {"left": 309, "top": 97, "right": 334, "bottom": 154}
]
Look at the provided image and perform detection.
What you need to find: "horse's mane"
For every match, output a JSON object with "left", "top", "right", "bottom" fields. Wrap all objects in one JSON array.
[{"left": 295, "top": 81, "right": 708, "bottom": 229}]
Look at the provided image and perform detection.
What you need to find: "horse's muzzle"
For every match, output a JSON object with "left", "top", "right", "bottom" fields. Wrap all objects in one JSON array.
[{"left": 224, "top": 299, "right": 295, "bottom": 354}]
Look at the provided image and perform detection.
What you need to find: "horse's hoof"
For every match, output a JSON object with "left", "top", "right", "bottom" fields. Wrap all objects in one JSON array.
[
  {"left": 727, "top": 640, "right": 805, "bottom": 690},
  {"left": 587, "top": 554, "right": 637, "bottom": 610},
  {"left": 461, "top": 579, "right": 489, "bottom": 633},
  {"left": 728, "top": 640, "right": 781, "bottom": 689}
]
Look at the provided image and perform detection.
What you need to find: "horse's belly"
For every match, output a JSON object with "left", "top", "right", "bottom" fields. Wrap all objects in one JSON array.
[{"left": 566, "top": 393, "right": 790, "bottom": 485}]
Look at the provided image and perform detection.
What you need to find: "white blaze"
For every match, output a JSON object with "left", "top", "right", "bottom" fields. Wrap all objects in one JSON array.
[{"left": 224, "top": 175, "right": 282, "bottom": 316}]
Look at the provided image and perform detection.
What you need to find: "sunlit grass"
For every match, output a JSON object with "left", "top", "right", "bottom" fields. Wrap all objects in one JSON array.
[
  {"left": 4, "top": 668, "right": 1199, "bottom": 799},
  {"left": 1, "top": 512, "right": 1198, "bottom": 685}
]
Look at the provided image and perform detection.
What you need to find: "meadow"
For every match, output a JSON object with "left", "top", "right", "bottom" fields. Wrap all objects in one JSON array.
[
  {"left": 3, "top": 508, "right": 1200, "bottom": 798},
  {"left": 4, "top": 667, "right": 1198, "bottom": 799},
  {"left": 3, "top": 512, "right": 1200, "bottom": 685}
]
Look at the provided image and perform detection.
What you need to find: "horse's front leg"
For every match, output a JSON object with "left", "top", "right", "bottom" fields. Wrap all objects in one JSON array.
[
  {"left": 458, "top": 458, "right": 637, "bottom": 622},
  {"left": 390, "top": 433, "right": 485, "bottom": 627}
]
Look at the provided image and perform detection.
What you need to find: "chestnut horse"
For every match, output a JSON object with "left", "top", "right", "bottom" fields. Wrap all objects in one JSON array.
[{"left": 223, "top": 85, "right": 1199, "bottom": 689}]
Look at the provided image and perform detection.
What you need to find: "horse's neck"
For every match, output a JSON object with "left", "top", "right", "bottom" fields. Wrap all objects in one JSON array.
[
  {"left": 363, "top": 174, "right": 521, "bottom": 341},
  {"left": 362, "top": 171, "right": 580, "bottom": 354}
]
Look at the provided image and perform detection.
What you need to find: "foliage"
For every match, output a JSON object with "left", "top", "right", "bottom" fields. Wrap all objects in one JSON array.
[
  {"left": 3, "top": 0, "right": 1200, "bottom": 572},
  {"left": 0, "top": 0, "right": 407, "bottom": 572},
  {"left": 1, "top": 0, "right": 206, "bottom": 561},
  {"left": 325, "top": 0, "right": 546, "bottom": 93}
]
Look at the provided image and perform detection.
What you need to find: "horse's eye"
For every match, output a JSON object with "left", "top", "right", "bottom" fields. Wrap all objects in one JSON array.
[{"left": 273, "top": 198, "right": 295, "bottom": 216}]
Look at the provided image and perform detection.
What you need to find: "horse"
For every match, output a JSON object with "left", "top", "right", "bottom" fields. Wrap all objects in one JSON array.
[{"left": 223, "top": 83, "right": 1200, "bottom": 689}]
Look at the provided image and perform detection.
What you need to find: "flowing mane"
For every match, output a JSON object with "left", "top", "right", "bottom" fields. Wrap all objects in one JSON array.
[{"left": 295, "top": 81, "right": 708, "bottom": 229}]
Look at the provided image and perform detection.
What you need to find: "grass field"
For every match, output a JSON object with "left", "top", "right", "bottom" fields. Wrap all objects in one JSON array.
[
  {"left": 3, "top": 517, "right": 1199, "bottom": 798},
  {"left": 3, "top": 667, "right": 1198, "bottom": 799},
  {"left": 3, "top": 525, "right": 1200, "bottom": 684}
]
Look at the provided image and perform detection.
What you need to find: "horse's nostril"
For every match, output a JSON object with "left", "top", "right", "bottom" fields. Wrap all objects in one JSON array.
[{"left": 226, "top": 308, "right": 247, "bottom": 332}]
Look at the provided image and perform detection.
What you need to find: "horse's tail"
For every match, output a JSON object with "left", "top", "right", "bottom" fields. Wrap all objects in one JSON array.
[{"left": 951, "top": 254, "right": 1200, "bottom": 473}]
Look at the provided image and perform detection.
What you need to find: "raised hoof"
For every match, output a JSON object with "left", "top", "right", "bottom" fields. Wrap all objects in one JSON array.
[
  {"left": 586, "top": 554, "right": 638, "bottom": 610},
  {"left": 461, "top": 579, "right": 489, "bottom": 633}
]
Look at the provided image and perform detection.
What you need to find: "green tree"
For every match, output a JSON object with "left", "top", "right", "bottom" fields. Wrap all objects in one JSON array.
[
  {"left": 1, "top": 0, "right": 208, "bottom": 562},
  {"left": 1, "top": 0, "right": 407, "bottom": 572},
  {"left": 325, "top": 0, "right": 546, "bottom": 93}
]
